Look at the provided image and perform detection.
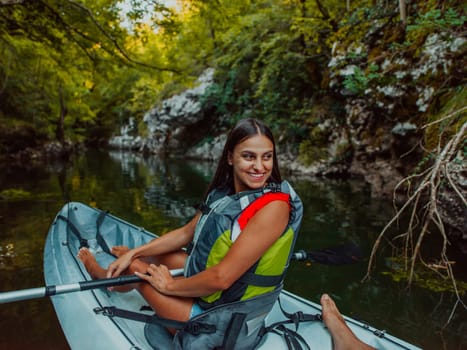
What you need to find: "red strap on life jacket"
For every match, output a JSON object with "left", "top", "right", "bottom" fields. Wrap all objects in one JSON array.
[{"left": 237, "top": 192, "right": 290, "bottom": 230}]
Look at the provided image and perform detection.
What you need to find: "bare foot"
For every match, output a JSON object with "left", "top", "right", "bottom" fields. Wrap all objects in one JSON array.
[
  {"left": 111, "top": 245, "right": 130, "bottom": 257},
  {"left": 78, "top": 248, "right": 134, "bottom": 292},
  {"left": 321, "top": 294, "right": 375, "bottom": 350},
  {"left": 77, "top": 248, "right": 107, "bottom": 279}
]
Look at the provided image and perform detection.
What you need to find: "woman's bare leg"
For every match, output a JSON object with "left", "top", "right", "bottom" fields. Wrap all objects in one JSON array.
[
  {"left": 111, "top": 245, "right": 187, "bottom": 269},
  {"left": 321, "top": 294, "right": 375, "bottom": 350},
  {"left": 78, "top": 248, "right": 136, "bottom": 292},
  {"left": 123, "top": 257, "right": 193, "bottom": 322},
  {"left": 77, "top": 248, "right": 107, "bottom": 279},
  {"left": 111, "top": 246, "right": 131, "bottom": 257},
  {"left": 78, "top": 246, "right": 193, "bottom": 326}
]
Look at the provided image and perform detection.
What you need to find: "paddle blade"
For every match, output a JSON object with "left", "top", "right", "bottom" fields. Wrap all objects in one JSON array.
[{"left": 294, "top": 243, "right": 363, "bottom": 265}]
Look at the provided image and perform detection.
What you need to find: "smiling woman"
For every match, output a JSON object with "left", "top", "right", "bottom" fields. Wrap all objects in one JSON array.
[
  {"left": 205, "top": 118, "right": 283, "bottom": 196},
  {"left": 76, "top": 118, "right": 304, "bottom": 349},
  {"left": 1, "top": 148, "right": 459, "bottom": 349},
  {"left": 228, "top": 135, "right": 274, "bottom": 192}
]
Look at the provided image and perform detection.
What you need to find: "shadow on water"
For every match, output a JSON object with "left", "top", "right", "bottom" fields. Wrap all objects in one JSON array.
[{"left": 0, "top": 150, "right": 465, "bottom": 349}]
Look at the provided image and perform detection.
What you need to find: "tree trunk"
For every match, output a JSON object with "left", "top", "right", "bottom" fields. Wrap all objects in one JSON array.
[
  {"left": 314, "top": 0, "right": 338, "bottom": 30},
  {"left": 56, "top": 85, "right": 67, "bottom": 145},
  {"left": 299, "top": 0, "right": 307, "bottom": 53},
  {"left": 399, "top": 0, "right": 407, "bottom": 24}
]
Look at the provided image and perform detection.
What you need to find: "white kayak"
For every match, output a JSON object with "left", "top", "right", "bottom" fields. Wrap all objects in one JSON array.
[{"left": 44, "top": 202, "right": 421, "bottom": 350}]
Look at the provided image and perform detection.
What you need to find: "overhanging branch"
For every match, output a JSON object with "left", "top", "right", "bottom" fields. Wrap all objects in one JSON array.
[{"left": 65, "top": 0, "right": 180, "bottom": 73}]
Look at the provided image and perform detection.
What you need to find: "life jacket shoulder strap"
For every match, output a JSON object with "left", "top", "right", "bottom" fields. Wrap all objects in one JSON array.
[
  {"left": 237, "top": 192, "right": 290, "bottom": 230},
  {"left": 57, "top": 213, "right": 89, "bottom": 249},
  {"left": 237, "top": 270, "right": 285, "bottom": 287}
]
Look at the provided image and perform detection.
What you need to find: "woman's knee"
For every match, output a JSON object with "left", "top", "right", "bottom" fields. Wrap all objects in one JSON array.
[
  {"left": 126, "top": 258, "right": 150, "bottom": 274},
  {"left": 125, "top": 251, "right": 187, "bottom": 274},
  {"left": 157, "top": 251, "right": 187, "bottom": 269}
]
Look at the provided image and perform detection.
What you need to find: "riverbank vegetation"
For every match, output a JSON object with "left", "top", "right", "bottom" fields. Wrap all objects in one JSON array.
[{"left": 0, "top": 0, "right": 465, "bottom": 308}]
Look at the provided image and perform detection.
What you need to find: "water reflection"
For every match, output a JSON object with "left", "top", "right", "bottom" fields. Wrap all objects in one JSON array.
[
  {"left": 0, "top": 243, "right": 15, "bottom": 270},
  {"left": 108, "top": 151, "right": 200, "bottom": 222},
  {"left": 0, "top": 150, "right": 464, "bottom": 350}
]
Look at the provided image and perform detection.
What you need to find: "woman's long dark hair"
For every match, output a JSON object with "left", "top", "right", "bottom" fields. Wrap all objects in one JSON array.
[{"left": 204, "top": 118, "right": 282, "bottom": 199}]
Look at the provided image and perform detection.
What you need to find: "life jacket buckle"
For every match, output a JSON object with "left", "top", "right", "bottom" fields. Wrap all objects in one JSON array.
[
  {"left": 188, "top": 322, "right": 200, "bottom": 335},
  {"left": 373, "top": 329, "right": 386, "bottom": 338},
  {"left": 185, "top": 321, "right": 216, "bottom": 335},
  {"left": 197, "top": 202, "right": 211, "bottom": 214},
  {"left": 93, "top": 306, "right": 115, "bottom": 317},
  {"left": 266, "top": 182, "right": 281, "bottom": 193}
]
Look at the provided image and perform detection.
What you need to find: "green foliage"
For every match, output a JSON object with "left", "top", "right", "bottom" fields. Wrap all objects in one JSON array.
[
  {"left": 405, "top": 7, "right": 466, "bottom": 47},
  {"left": 407, "top": 8, "right": 466, "bottom": 32},
  {"left": 299, "top": 139, "right": 329, "bottom": 165},
  {"left": 203, "top": 1, "right": 333, "bottom": 140},
  {"left": 1, "top": 0, "right": 465, "bottom": 157},
  {"left": 0, "top": 0, "right": 181, "bottom": 146},
  {"left": 343, "top": 64, "right": 380, "bottom": 96},
  {"left": 326, "top": 3, "right": 383, "bottom": 49},
  {"left": 411, "top": 153, "right": 435, "bottom": 175},
  {"left": 383, "top": 257, "right": 466, "bottom": 294},
  {"left": 0, "top": 189, "right": 32, "bottom": 200},
  {"left": 297, "top": 96, "right": 347, "bottom": 165},
  {"left": 343, "top": 67, "right": 368, "bottom": 95},
  {"left": 201, "top": 71, "right": 240, "bottom": 117},
  {"left": 423, "top": 86, "right": 467, "bottom": 154}
]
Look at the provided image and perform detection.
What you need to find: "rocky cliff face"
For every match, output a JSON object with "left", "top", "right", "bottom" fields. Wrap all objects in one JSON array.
[
  {"left": 109, "top": 69, "right": 216, "bottom": 156},
  {"left": 285, "top": 97, "right": 422, "bottom": 199},
  {"left": 108, "top": 29, "right": 466, "bottom": 241}
]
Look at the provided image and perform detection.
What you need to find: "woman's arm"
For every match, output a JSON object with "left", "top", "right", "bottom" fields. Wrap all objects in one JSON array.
[
  {"left": 138, "top": 200, "right": 290, "bottom": 297},
  {"left": 106, "top": 213, "right": 200, "bottom": 278},
  {"left": 133, "top": 214, "right": 199, "bottom": 258}
]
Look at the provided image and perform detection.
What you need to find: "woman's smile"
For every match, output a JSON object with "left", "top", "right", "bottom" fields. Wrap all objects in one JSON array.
[{"left": 229, "top": 134, "right": 274, "bottom": 193}]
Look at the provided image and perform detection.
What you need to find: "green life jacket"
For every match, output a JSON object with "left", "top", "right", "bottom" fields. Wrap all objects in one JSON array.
[
  {"left": 184, "top": 180, "right": 303, "bottom": 309},
  {"left": 93, "top": 181, "right": 305, "bottom": 350}
]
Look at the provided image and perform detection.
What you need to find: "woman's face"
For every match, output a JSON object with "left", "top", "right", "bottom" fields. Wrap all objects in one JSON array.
[{"left": 228, "top": 134, "right": 274, "bottom": 193}]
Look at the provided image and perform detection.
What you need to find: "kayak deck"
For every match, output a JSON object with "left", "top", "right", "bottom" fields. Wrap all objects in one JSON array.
[{"left": 44, "top": 202, "right": 421, "bottom": 350}]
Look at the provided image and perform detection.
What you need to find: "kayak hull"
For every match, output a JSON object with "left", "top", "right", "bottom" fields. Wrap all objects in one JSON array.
[{"left": 44, "top": 202, "right": 421, "bottom": 350}]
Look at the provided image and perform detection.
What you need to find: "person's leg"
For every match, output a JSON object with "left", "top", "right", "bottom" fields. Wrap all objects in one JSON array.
[
  {"left": 122, "top": 253, "right": 193, "bottom": 323},
  {"left": 78, "top": 247, "right": 193, "bottom": 324},
  {"left": 320, "top": 294, "right": 375, "bottom": 350},
  {"left": 111, "top": 245, "right": 187, "bottom": 269},
  {"left": 78, "top": 247, "right": 136, "bottom": 291}
]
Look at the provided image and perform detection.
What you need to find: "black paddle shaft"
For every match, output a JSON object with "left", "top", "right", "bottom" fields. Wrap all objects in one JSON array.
[
  {"left": 0, "top": 269, "right": 184, "bottom": 304},
  {"left": 79, "top": 275, "right": 143, "bottom": 291},
  {"left": 291, "top": 243, "right": 363, "bottom": 265}
]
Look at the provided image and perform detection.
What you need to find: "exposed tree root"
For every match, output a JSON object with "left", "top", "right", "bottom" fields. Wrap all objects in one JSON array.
[{"left": 363, "top": 107, "right": 467, "bottom": 325}]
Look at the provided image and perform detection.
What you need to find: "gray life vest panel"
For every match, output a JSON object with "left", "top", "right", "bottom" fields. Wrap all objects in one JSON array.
[
  {"left": 184, "top": 180, "right": 303, "bottom": 309},
  {"left": 143, "top": 288, "right": 282, "bottom": 350},
  {"left": 97, "top": 182, "right": 303, "bottom": 350}
]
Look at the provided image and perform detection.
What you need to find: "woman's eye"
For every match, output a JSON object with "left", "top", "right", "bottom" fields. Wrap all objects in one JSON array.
[
  {"left": 243, "top": 154, "right": 254, "bottom": 160},
  {"left": 263, "top": 154, "right": 273, "bottom": 160}
]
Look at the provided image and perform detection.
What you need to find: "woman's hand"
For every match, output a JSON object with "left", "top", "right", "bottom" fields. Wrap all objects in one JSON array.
[
  {"left": 135, "top": 264, "right": 174, "bottom": 295},
  {"left": 106, "top": 251, "right": 134, "bottom": 278}
]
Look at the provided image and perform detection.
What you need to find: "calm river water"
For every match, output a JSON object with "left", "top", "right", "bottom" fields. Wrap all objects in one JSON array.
[{"left": 0, "top": 150, "right": 465, "bottom": 349}]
